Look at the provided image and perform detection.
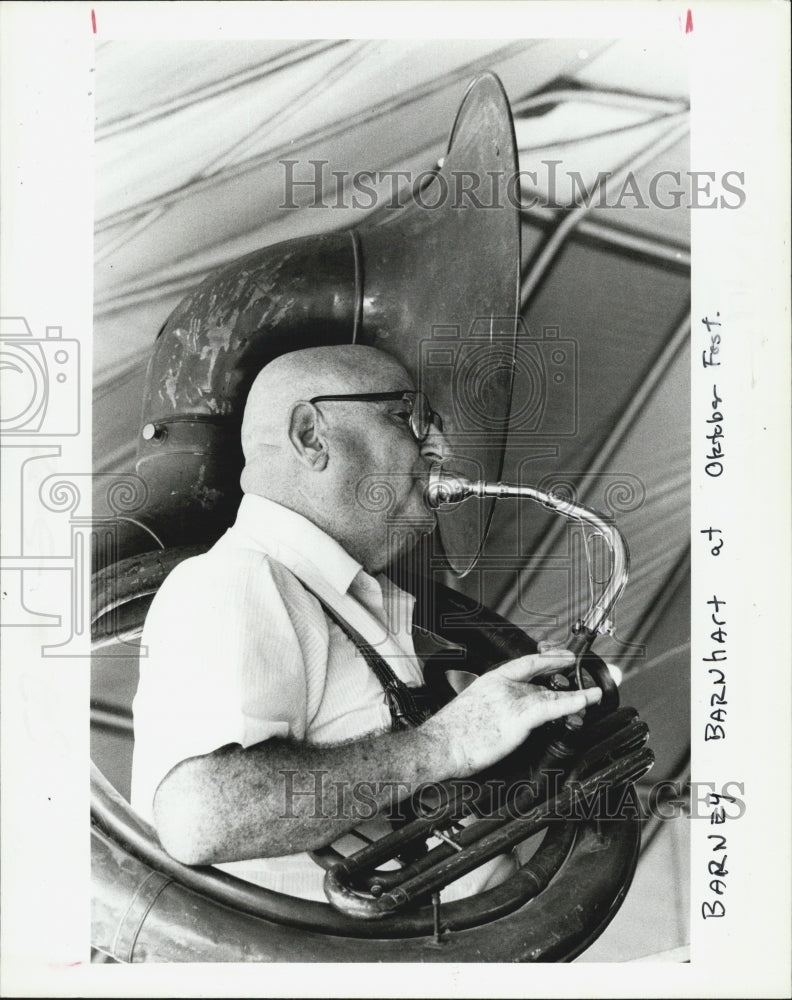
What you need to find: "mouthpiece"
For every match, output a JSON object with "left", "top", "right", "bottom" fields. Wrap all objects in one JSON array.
[{"left": 426, "top": 468, "right": 480, "bottom": 508}]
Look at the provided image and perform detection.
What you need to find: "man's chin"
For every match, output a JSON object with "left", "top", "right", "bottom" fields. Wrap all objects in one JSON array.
[{"left": 384, "top": 507, "right": 437, "bottom": 556}]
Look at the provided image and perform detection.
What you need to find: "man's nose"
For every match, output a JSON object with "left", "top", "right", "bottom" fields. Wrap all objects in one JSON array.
[{"left": 420, "top": 421, "right": 449, "bottom": 463}]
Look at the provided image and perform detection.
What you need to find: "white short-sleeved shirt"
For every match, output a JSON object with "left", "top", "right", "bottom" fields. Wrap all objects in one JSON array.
[{"left": 131, "top": 493, "right": 512, "bottom": 900}]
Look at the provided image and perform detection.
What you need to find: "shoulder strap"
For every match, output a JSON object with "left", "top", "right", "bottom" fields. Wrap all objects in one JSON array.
[{"left": 308, "top": 591, "right": 436, "bottom": 730}]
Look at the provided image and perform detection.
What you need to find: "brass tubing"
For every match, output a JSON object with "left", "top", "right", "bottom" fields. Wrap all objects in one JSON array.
[
  {"left": 365, "top": 717, "right": 648, "bottom": 895},
  {"left": 364, "top": 711, "right": 645, "bottom": 894},
  {"left": 375, "top": 748, "right": 654, "bottom": 909},
  {"left": 324, "top": 744, "right": 653, "bottom": 916}
]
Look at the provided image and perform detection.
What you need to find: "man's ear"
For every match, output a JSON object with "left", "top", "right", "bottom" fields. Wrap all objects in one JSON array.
[{"left": 288, "top": 402, "right": 329, "bottom": 470}]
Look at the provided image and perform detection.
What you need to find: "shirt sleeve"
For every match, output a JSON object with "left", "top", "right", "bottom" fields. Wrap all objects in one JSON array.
[{"left": 130, "top": 547, "right": 323, "bottom": 820}]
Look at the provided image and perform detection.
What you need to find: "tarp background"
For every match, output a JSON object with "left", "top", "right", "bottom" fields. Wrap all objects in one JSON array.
[{"left": 91, "top": 38, "right": 691, "bottom": 961}]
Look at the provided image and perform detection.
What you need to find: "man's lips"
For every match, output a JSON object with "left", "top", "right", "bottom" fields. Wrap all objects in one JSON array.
[{"left": 415, "top": 475, "right": 439, "bottom": 516}]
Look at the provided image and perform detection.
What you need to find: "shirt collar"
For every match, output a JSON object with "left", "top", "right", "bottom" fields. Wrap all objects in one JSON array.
[{"left": 230, "top": 493, "right": 364, "bottom": 596}]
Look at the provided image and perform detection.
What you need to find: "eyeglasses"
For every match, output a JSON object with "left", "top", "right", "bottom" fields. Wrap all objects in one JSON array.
[{"left": 308, "top": 391, "right": 443, "bottom": 444}]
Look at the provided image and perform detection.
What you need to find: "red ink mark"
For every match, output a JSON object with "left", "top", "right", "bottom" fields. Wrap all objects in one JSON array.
[
  {"left": 68, "top": 961, "right": 83, "bottom": 967},
  {"left": 685, "top": 9, "right": 694, "bottom": 33},
  {"left": 91, "top": 9, "right": 96, "bottom": 34}
]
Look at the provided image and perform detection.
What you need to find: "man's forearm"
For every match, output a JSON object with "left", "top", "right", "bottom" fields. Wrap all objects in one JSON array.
[
  {"left": 153, "top": 649, "right": 600, "bottom": 866},
  {"left": 153, "top": 722, "right": 455, "bottom": 865}
]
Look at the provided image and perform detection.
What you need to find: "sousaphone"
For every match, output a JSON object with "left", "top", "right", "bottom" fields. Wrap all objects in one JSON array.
[{"left": 91, "top": 72, "right": 653, "bottom": 962}]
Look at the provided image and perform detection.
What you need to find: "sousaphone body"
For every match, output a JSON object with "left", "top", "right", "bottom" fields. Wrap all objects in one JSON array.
[{"left": 91, "top": 73, "right": 651, "bottom": 962}]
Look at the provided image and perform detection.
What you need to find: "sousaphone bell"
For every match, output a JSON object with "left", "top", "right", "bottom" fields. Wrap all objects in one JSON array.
[{"left": 133, "top": 72, "right": 520, "bottom": 575}]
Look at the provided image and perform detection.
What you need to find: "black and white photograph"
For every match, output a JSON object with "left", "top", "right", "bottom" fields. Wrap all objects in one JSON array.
[{"left": 0, "top": 2, "right": 789, "bottom": 996}]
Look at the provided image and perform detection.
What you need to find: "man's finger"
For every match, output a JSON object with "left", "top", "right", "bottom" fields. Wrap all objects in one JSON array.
[
  {"left": 497, "top": 650, "right": 575, "bottom": 681},
  {"left": 530, "top": 685, "right": 602, "bottom": 726}
]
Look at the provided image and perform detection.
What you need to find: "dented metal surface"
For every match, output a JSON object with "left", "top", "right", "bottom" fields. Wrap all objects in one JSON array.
[
  {"left": 144, "top": 234, "right": 360, "bottom": 422},
  {"left": 136, "top": 231, "right": 359, "bottom": 544}
]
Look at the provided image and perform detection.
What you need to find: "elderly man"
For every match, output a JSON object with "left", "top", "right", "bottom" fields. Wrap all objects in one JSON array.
[{"left": 131, "top": 344, "right": 600, "bottom": 901}]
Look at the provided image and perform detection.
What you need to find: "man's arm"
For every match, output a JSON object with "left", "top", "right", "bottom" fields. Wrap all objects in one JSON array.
[
  {"left": 153, "top": 648, "right": 600, "bottom": 865},
  {"left": 154, "top": 724, "right": 452, "bottom": 864}
]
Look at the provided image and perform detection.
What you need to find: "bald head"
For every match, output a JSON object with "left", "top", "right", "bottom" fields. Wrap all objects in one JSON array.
[
  {"left": 240, "top": 344, "right": 413, "bottom": 495},
  {"left": 238, "top": 343, "right": 444, "bottom": 572}
]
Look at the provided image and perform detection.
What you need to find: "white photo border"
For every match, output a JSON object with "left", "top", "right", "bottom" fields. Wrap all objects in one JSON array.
[{"left": 1, "top": 1, "right": 789, "bottom": 997}]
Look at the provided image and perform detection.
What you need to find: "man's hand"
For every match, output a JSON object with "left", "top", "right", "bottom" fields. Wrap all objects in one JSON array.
[{"left": 425, "top": 649, "right": 601, "bottom": 776}]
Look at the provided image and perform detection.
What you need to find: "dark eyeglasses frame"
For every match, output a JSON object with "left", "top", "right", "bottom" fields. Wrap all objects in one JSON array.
[{"left": 307, "top": 391, "right": 443, "bottom": 443}]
